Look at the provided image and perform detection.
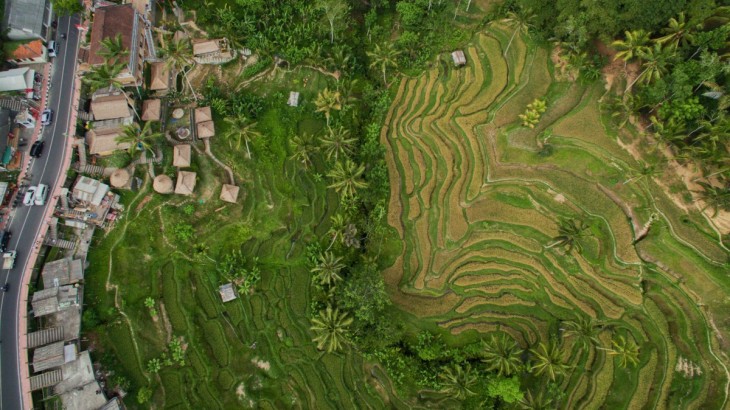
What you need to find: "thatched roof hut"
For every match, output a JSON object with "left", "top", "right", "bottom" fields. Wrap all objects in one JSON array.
[
  {"left": 219, "top": 184, "right": 239, "bottom": 203},
  {"left": 173, "top": 144, "right": 191, "bottom": 167},
  {"left": 175, "top": 171, "right": 197, "bottom": 195},
  {"left": 153, "top": 175, "right": 174, "bottom": 194},
  {"left": 109, "top": 168, "right": 130, "bottom": 188},
  {"left": 196, "top": 121, "right": 215, "bottom": 139},
  {"left": 194, "top": 106, "right": 212, "bottom": 123},
  {"left": 141, "top": 99, "right": 161, "bottom": 121}
]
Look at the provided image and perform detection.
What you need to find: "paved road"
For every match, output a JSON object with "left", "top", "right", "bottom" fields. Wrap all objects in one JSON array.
[{"left": 0, "top": 14, "right": 80, "bottom": 410}]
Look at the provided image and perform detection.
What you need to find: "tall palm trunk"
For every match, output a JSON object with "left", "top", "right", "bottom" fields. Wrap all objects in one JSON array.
[{"left": 504, "top": 28, "right": 518, "bottom": 57}]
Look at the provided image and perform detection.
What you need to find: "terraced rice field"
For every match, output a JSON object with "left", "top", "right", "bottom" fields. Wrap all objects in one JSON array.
[{"left": 382, "top": 27, "right": 730, "bottom": 408}]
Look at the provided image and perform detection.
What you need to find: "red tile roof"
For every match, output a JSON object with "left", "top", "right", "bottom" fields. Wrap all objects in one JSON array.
[
  {"left": 88, "top": 4, "right": 135, "bottom": 66},
  {"left": 11, "top": 40, "right": 44, "bottom": 60}
]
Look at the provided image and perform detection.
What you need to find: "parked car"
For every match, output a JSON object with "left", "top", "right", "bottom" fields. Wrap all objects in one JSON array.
[
  {"left": 34, "top": 184, "right": 48, "bottom": 206},
  {"left": 0, "top": 231, "right": 11, "bottom": 252},
  {"left": 23, "top": 186, "right": 36, "bottom": 206},
  {"left": 30, "top": 141, "right": 45, "bottom": 158},
  {"left": 2, "top": 283, "right": 8, "bottom": 292},
  {"left": 41, "top": 109, "right": 53, "bottom": 126},
  {"left": 47, "top": 41, "right": 58, "bottom": 58}
]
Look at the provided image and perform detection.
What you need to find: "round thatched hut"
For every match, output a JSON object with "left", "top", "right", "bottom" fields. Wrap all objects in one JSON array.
[
  {"left": 109, "top": 168, "right": 130, "bottom": 189},
  {"left": 153, "top": 175, "right": 174, "bottom": 194}
]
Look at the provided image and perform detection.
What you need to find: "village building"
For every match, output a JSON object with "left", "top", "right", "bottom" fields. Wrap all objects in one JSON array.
[
  {"left": 6, "top": 39, "right": 46, "bottom": 65},
  {"left": 89, "top": 87, "right": 134, "bottom": 121},
  {"left": 56, "top": 176, "right": 122, "bottom": 227},
  {"left": 31, "top": 286, "right": 79, "bottom": 317},
  {"left": 219, "top": 184, "right": 239, "bottom": 203},
  {"left": 288, "top": 91, "right": 300, "bottom": 107},
  {"left": 141, "top": 99, "right": 161, "bottom": 121},
  {"left": 219, "top": 283, "right": 237, "bottom": 302},
  {"left": 451, "top": 50, "right": 467, "bottom": 66},
  {"left": 153, "top": 174, "right": 174, "bottom": 194},
  {"left": 0, "top": 67, "right": 35, "bottom": 92},
  {"left": 175, "top": 171, "right": 196, "bottom": 195},
  {"left": 31, "top": 342, "right": 75, "bottom": 373},
  {"left": 149, "top": 62, "right": 169, "bottom": 91},
  {"left": 86, "top": 87, "right": 135, "bottom": 156},
  {"left": 192, "top": 38, "right": 235, "bottom": 64},
  {"left": 109, "top": 168, "right": 131, "bottom": 189},
  {"left": 1, "top": 0, "right": 51, "bottom": 40},
  {"left": 85, "top": 3, "right": 148, "bottom": 86},
  {"left": 196, "top": 121, "right": 215, "bottom": 139},
  {"left": 173, "top": 144, "right": 191, "bottom": 167},
  {"left": 41, "top": 258, "right": 83, "bottom": 288}
]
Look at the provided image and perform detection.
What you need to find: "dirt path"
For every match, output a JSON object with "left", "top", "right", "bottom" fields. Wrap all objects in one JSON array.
[{"left": 104, "top": 174, "right": 153, "bottom": 384}]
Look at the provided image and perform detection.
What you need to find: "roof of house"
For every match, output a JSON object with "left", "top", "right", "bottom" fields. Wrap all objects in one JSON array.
[
  {"left": 73, "top": 176, "right": 111, "bottom": 205},
  {"left": 86, "top": 129, "right": 130, "bottom": 155},
  {"left": 175, "top": 171, "right": 196, "bottom": 195},
  {"left": 192, "top": 39, "right": 220, "bottom": 56},
  {"left": 0, "top": 67, "right": 33, "bottom": 92},
  {"left": 88, "top": 4, "right": 136, "bottom": 66},
  {"left": 10, "top": 39, "right": 44, "bottom": 60},
  {"left": 219, "top": 283, "right": 237, "bottom": 302},
  {"left": 219, "top": 184, "right": 239, "bottom": 203},
  {"left": 90, "top": 88, "right": 133, "bottom": 120},
  {"left": 32, "top": 287, "right": 60, "bottom": 317},
  {"left": 149, "top": 62, "right": 168, "bottom": 90},
  {"left": 41, "top": 258, "right": 84, "bottom": 289},
  {"left": 194, "top": 106, "right": 212, "bottom": 123},
  {"left": 54, "top": 350, "right": 96, "bottom": 395},
  {"left": 32, "top": 342, "right": 66, "bottom": 373},
  {"left": 196, "top": 120, "right": 215, "bottom": 138},
  {"left": 2, "top": 0, "right": 47, "bottom": 38},
  {"left": 153, "top": 174, "right": 174, "bottom": 194},
  {"left": 451, "top": 50, "right": 466, "bottom": 65},
  {"left": 141, "top": 99, "right": 161, "bottom": 121},
  {"left": 173, "top": 144, "right": 191, "bottom": 167}
]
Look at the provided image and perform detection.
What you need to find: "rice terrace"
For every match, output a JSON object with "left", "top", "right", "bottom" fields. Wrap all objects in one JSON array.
[
  {"left": 50, "top": 0, "right": 730, "bottom": 409},
  {"left": 381, "top": 23, "right": 730, "bottom": 410}
]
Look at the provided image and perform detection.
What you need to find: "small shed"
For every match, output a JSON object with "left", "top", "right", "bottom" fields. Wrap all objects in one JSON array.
[
  {"left": 32, "top": 342, "right": 66, "bottom": 372},
  {"left": 175, "top": 171, "right": 197, "bottom": 195},
  {"left": 141, "top": 99, "right": 161, "bottom": 122},
  {"left": 194, "top": 106, "right": 212, "bottom": 123},
  {"left": 219, "top": 184, "right": 239, "bottom": 203},
  {"left": 173, "top": 144, "right": 191, "bottom": 167},
  {"left": 153, "top": 175, "right": 174, "bottom": 194},
  {"left": 451, "top": 50, "right": 467, "bottom": 66},
  {"left": 196, "top": 121, "right": 215, "bottom": 139},
  {"left": 219, "top": 283, "right": 237, "bottom": 302},
  {"left": 287, "top": 91, "right": 300, "bottom": 107},
  {"left": 41, "top": 258, "right": 84, "bottom": 288}
]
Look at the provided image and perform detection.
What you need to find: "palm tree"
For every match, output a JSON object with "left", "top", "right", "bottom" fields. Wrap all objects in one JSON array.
[
  {"left": 546, "top": 217, "right": 589, "bottom": 254},
  {"left": 314, "top": 88, "right": 342, "bottom": 126},
  {"left": 326, "top": 213, "right": 346, "bottom": 250},
  {"left": 519, "top": 389, "right": 554, "bottom": 410},
  {"left": 607, "top": 334, "right": 640, "bottom": 368},
  {"left": 366, "top": 43, "right": 401, "bottom": 86},
  {"left": 481, "top": 333, "right": 523, "bottom": 376},
  {"left": 98, "top": 34, "right": 129, "bottom": 64},
  {"left": 310, "top": 304, "right": 353, "bottom": 353},
  {"left": 438, "top": 363, "right": 478, "bottom": 400},
  {"left": 695, "top": 181, "right": 730, "bottom": 216},
  {"left": 563, "top": 316, "right": 601, "bottom": 351},
  {"left": 289, "top": 133, "right": 319, "bottom": 170},
  {"left": 629, "top": 43, "right": 673, "bottom": 89},
  {"left": 502, "top": 8, "right": 535, "bottom": 57},
  {"left": 161, "top": 37, "right": 196, "bottom": 99},
  {"left": 320, "top": 126, "right": 355, "bottom": 162},
  {"left": 327, "top": 159, "right": 368, "bottom": 198},
  {"left": 529, "top": 341, "right": 570, "bottom": 381},
  {"left": 116, "top": 122, "right": 162, "bottom": 156},
  {"left": 623, "top": 162, "right": 662, "bottom": 185},
  {"left": 83, "top": 63, "right": 124, "bottom": 91},
  {"left": 311, "top": 251, "right": 345, "bottom": 287},
  {"left": 223, "top": 116, "right": 260, "bottom": 158},
  {"left": 611, "top": 30, "right": 651, "bottom": 66},
  {"left": 654, "top": 12, "right": 695, "bottom": 50}
]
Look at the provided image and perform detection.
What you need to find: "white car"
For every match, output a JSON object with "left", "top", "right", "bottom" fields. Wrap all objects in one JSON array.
[
  {"left": 41, "top": 109, "right": 53, "bottom": 126},
  {"left": 23, "top": 187, "right": 36, "bottom": 206},
  {"left": 34, "top": 184, "right": 48, "bottom": 206}
]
